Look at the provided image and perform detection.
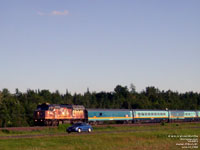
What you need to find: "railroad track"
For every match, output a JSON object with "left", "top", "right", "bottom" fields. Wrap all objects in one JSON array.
[
  {"left": 0, "top": 126, "right": 56, "bottom": 131},
  {"left": 0, "top": 121, "right": 199, "bottom": 131},
  {"left": 93, "top": 121, "right": 200, "bottom": 127}
]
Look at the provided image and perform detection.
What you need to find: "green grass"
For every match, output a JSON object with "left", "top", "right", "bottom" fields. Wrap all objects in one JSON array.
[
  {"left": 0, "top": 123, "right": 199, "bottom": 150},
  {"left": 0, "top": 124, "right": 71, "bottom": 136}
]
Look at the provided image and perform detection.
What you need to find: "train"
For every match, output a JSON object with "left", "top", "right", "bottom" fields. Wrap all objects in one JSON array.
[{"left": 33, "top": 103, "right": 200, "bottom": 126}]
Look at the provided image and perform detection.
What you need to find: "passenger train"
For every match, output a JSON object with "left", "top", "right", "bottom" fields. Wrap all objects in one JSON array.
[{"left": 34, "top": 103, "right": 200, "bottom": 126}]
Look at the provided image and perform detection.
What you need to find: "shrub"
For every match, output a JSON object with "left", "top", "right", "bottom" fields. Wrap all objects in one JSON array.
[{"left": 57, "top": 123, "right": 71, "bottom": 131}]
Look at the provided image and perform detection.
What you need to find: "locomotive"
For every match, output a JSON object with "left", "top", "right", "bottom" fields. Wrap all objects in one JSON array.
[
  {"left": 34, "top": 103, "right": 87, "bottom": 126},
  {"left": 34, "top": 103, "right": 200, "bottom": 126}
]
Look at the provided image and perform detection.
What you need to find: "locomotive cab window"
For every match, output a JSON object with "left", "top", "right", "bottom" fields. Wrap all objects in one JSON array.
[{"left": 49, "top": 107, "right": 54, "bottom": 111}]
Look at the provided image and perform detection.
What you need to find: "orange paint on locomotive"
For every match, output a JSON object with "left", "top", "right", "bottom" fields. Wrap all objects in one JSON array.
[
  {"left": 44, "top": 108, "right": 73, "bottom": 119},
  {"left": 72, "top": 110, "right": 85, "bottom": 119}
]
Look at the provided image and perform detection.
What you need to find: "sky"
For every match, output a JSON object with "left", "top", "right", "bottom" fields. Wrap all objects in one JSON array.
[{"left": 0, "top": 0, "right": 200, "bottom": 94}]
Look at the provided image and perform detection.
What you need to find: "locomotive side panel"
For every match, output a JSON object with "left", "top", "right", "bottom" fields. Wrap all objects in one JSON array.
[
  {"left": 70, "top": 105, "right": 86, "bottom": 123},
  {"left": 59, "top": 107, "right": 73, "bottom": 119},
  {"left": 72, "top": 109, "right": 85, "bottom": 119},
  {"left": 47, "top": 107, "right": 73, "bottom": 120}
]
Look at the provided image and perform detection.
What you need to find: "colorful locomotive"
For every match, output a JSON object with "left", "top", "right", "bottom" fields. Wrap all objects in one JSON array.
[
  {"left": 34, "top": 103, "right": 87, "bottom": 126},
  {"left": 34, "top": 103, "right": 200, "bottom": 126}
]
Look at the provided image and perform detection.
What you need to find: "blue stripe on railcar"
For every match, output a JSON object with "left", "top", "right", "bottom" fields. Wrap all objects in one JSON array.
[
  {"left": 132, "top": 110, "right": 169, "bottom": 122},
  {"left": 87, "top": 109, "right": 133, "bottom": 121},
  {"left": 169, "top": 110, "right": 185, "bottom": 119},
  {"left": 169, "top": 110, "right": 198, "bottom": 121},
  {"left": 196, "top": 111, "right": 200, "bottom": 121}
]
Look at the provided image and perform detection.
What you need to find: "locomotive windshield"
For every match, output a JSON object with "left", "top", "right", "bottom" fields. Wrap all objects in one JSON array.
[
  {"left": 36, "top": 103, "right": 50, "bottom": 110},
  {"left": 36, "top": 103, "right": 60, "bottom": 111},
  {"left": 36, "top": 105, "right": 49, "bottom": 110}
]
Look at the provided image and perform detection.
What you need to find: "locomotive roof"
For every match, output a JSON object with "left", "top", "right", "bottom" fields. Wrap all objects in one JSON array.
[
  {"left": 50, "top": 104, "right": 85, "bottom": 110},
  {"left": 67, "top": 105, "right": 85, "bottom": 110},
  {"left": 37, "top": 103, "right": 85, "bottom": 110}
]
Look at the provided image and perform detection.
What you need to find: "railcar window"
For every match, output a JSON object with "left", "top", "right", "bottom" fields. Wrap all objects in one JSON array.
[
  {"left": 148, "top": 113, "right": 150, "bottom": 116},
  {"left": 145, "top": 113, "right": 147, "bottom": 116},
  {"left": 142, "top": 113, "right": 144, "bottom": 116},
  {"left": 99, "top": 113, "right": 102, "bottom": 116},
  {"left": 151, "top": 113, "right": 153, "bottom": 115},
  {"left": 138, "top": 113, "right": 141, "bottom": 116}
]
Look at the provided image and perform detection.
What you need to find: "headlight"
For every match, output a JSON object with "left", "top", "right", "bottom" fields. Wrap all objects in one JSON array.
[{"left": 75, "top": 127, "right": 79, "bottom": 131}]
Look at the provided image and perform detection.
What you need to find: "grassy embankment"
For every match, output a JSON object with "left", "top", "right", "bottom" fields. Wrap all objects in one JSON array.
[{"left": 0, "top": 123, "right": 199, "bottom": 150}]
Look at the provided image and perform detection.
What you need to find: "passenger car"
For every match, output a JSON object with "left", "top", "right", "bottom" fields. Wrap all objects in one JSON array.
[
  {"left": 66, "top": 123, "right": 93, "bottom": 133},
  {"left": 87, "top": 109, "right": 133, "bottom": 124}
]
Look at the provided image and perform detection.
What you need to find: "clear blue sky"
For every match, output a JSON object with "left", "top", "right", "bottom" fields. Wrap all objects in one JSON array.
[{"left": 0, "top": 0, "right": 199, "bottom": 94}]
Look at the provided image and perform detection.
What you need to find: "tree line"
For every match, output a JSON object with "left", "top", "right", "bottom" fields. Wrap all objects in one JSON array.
[{"left": 0, "top": 84, "right": 199, "bottom": 127}]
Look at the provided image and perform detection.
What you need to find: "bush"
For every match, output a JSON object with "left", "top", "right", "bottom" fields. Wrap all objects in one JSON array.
[
  {"left": 57, "top": 124, "right": 71, "bottom": 131},
  {"left": 1, "top": 129, "right": 10, "bottom": 134},
  {"left": 161, "top": 122, "right": 165, "bottom": 126}
]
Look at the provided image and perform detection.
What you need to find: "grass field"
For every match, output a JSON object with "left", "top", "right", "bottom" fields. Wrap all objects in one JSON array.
[{"left": 0, "top": 123, "right": 199, "bottom": 150}]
